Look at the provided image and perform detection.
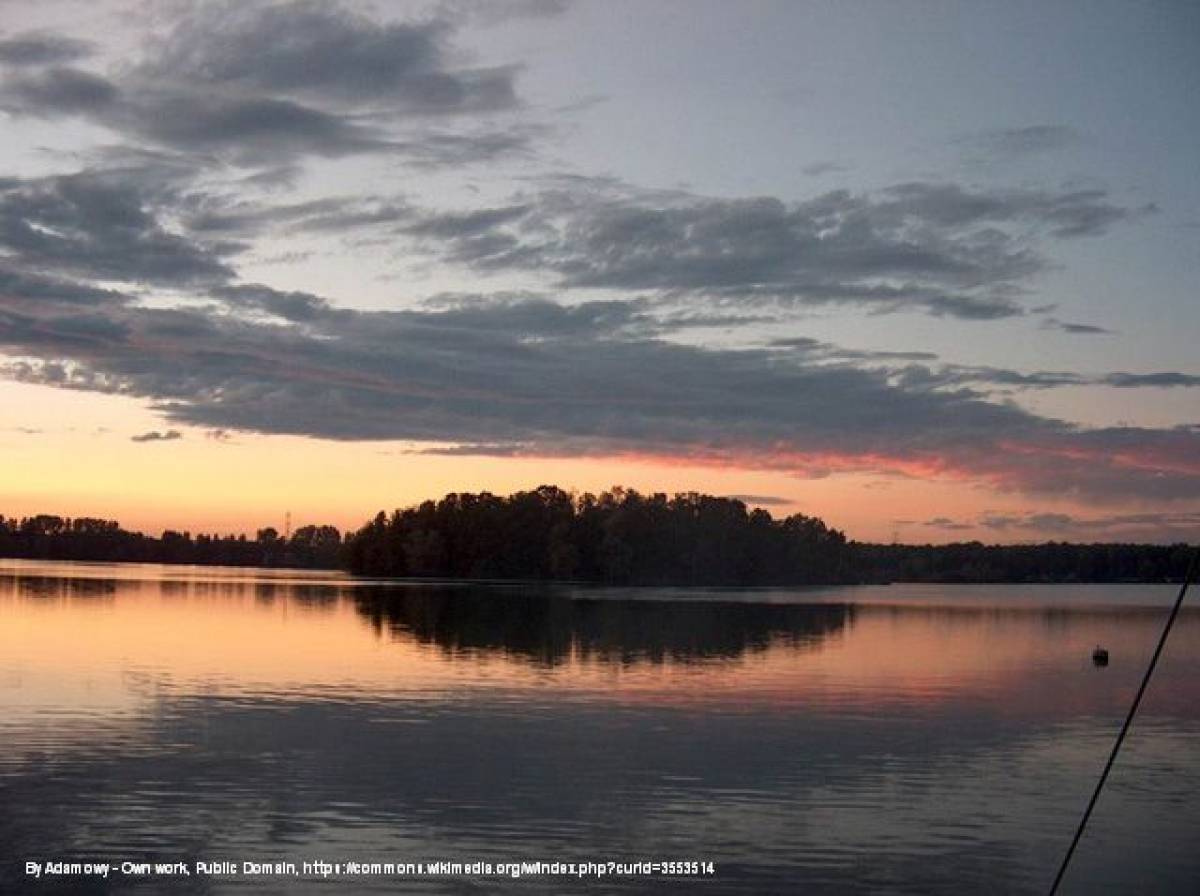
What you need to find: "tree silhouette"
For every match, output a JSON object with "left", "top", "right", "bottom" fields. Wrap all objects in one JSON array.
[
  {"left": 1, "top": 492, "right": 1191, "bottom": 584},
  {"left": 344, "top": 485, "right": 852, "bottom": 585}
]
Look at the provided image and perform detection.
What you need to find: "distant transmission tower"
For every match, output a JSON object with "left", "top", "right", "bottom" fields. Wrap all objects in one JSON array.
[{"left": 284, "top": 511, "right": 291, "bottom": 540}]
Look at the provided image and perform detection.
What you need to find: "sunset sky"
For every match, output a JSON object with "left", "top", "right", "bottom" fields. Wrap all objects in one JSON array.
[{"left": 1, "top": 0, "right": 1197, "bottom": 543}]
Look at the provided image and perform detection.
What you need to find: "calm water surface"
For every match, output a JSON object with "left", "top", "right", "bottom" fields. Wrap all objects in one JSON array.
[{"left": 1, "top": 560, "right": 1198, "bottom": 894}]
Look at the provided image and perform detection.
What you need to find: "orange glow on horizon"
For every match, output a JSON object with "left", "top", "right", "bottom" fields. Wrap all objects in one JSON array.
[{"left": 2, "top": 379, "right": 1190, "bottom": 545}]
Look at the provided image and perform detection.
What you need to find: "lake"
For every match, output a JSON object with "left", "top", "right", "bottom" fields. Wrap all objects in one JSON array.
[{"left": 1, "top": 559, "right": 1197, "bottom": 894}]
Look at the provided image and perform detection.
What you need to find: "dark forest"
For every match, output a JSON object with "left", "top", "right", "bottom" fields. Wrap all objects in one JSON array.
[{"left": 2, "top": 486, "right": 1193, "bottom": 585}]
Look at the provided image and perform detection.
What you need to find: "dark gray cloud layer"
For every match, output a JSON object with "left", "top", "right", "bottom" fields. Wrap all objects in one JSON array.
[
  {"left": 0, "top": 3, "right": 529, "bottom": 168},
  {"left": 2, "top": 281, "right": 1198, "bottom": 502},
  {"left": 0, "top": 162, "right": 1189, "bottom": 504},
  {"left": 0, "top": 32, "right": 94, "bottom": 67},
  {"left": 1103, "top": 372, "right": 1200, "bottom": 389},
  {"left": 884, "top": 362, "right": 1200, "bottom": 394},
  {"left": 0, "top": 169, "right": 234, "bottom": 287},
  {"left": 5, "top": 66, "right": 117, "bottom": 113},
  {"left": 136, "top": 3, "right": 517, "bottom": 112},
  {"left": 1, "top": 3, "right": 1139, "bottom": 322},
  {"left": 180, "top": 176, "right": 1141, "bottom": 321},
  {"left": 385, "top": 180, "right": 1140, "bottom": 320},
  {"left": 1040, "top": 317, "right": 1112, "bottom": 335}
]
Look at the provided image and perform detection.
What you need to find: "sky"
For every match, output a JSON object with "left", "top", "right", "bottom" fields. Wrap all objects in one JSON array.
[{"left": 0, "top": 0, "right": 1197, "bottom": 544}]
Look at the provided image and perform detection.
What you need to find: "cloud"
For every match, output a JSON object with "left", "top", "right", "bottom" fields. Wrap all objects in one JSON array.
[
  {"left": 0, "top": 159, "right": 1186, "bottom": 507},
  {"left": 406, "top": 203, "right": 533, "bottom": 239},
  {"left": 919, "top": 517, "right": 974, "bottom": 531},
  {"left": 130, "top": 429, "right": 182, "bottom": 443},
  {"left": 4, "top": 66, "right": 117, "bottom": 114},
  {"left": 1102, "top": 372, "right": 1200, "bottom": 389},
  {"left": 438, "top": 0, "right": 572, "bottom": 26},
  {"left": 882, "top": 363, "right": 1200, "bottom": 394},
  {"left": 173, "top": 175, "right": 1139, "bottom": 322},
  {"left": 900, "top": 509, "right": 1200, "bottom": 542},
  {"left": 388, "top": 126, "right": 538, "bottom": 167},
  {"left": 1041, "top": 317, "right": 1112, "bottom": 335},
  {"left": 0, "top": 32, "right": 94, "bottom": 67},
  {"left": 69, "top": 136, "right": 1144, "bottom": 331},
  {"left": 801, "top": 161, "right": 850, "bottom": 177},
  {"left": 212, "top": 284, "right": 333, "bottom": 323},
  {"left": 0, "top": 169, "right": 235, "bottom": 288},
  {"left": 0, "top": 7, "right": 1182, "bottom": 514},
  {"left": 980, "top": 510, "right": 1200, "bottom": 541},
  {"left": 876, "top": 182, "right": 1129, "bottom": 238},
  {"left": 120, "top": 92, "right": 395, "bottom": 164},
  {"left": 1007, "top": 512, "right": 1074, "bottom": 532},
  {"left": 1, "top": 290, "right": 1198, "bottom": 503},
  {"left": 0, "top": 265, "right": 127, "bottom": 306},
  {"left": 726, "top": 494, "right": 793, "bottom": 507},
  {"left": 183, "top": 194, "right": 414, "bottom": 237},
  {"left": 0, "top": 75, "right": 401, "bottom": 164},
  {"left": 135, "top": 3, "right": 517, "bottom": 112},
  {"left": 0, "top": 3, "right": 532, "bottom": 169},
  {"left": 386, "top": 179, "right": 1140, "bottom": 319},
  {"left": 770, "top": 337, "right": 938, "bottom": 363}
]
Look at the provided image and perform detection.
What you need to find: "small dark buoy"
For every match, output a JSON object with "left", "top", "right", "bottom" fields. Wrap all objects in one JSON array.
[{"left": 1092, "top": 646, "right": 1109, "bottom": 667}]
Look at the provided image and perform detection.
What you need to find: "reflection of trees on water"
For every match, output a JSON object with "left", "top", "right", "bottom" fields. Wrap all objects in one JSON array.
[
  {"left": 350, "top": 585, "right": 855, "bottom": 666},
  {"left": 0, "top": 572, "right": 347, "bottom": 606},
  {"left": 858, "top": 602, "right": 1200, "bottom": 633},
  {"left": 0, "top": 574, "right": 119, "bottom": 600}
]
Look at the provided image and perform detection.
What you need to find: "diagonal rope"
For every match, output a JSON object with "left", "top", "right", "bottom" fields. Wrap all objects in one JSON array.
[{"left": 1048, "top": 545, "right": 1200, "bottom": 894}]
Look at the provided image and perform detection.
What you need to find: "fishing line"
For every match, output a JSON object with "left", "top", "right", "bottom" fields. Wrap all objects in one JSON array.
[{"left": 1047, "top": 545, "right": 1199, "bottom": 894}]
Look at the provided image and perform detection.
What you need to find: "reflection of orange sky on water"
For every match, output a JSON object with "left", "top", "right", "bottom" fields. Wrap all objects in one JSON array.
[{"left": 4, "top": 568, "right": 1198, "bottom": 731}]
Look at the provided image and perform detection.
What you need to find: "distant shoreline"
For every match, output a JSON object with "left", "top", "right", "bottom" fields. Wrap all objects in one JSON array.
[{"left": 3, "top": 487, "right": 1194, "bottom": 587}]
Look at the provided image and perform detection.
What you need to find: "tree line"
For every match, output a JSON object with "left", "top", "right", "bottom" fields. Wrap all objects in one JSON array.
[
  {"left": 343, "top": 486, "right": 851, "bottom": 585},
  {"left": 0, "top": 514, "right": 342, "bottom": 568},
  {"left": 3, "top": 487, "right": 1194, "bottom": 584},
  {"left": 342, "top": 486, "right": 1194, "bottom": 584},
  {"left": 854, "top": 540, "right": 1193, "bottom": 584}
]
